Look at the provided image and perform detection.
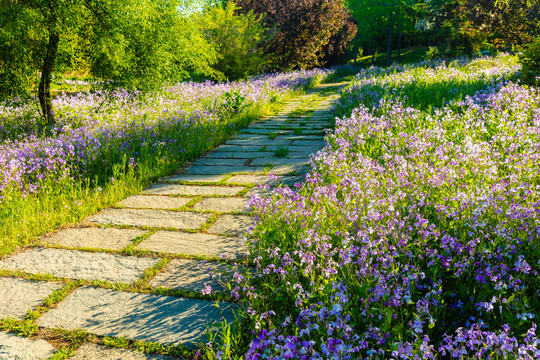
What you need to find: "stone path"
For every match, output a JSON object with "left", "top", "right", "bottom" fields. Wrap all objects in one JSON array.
[{"left": 0, "top": 81, "right": 347, "bottom": 359}]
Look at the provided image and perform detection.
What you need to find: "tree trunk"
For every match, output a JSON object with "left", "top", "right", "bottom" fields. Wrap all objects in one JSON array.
[
  {"left": 371, "top": 34, "right": 375, "bottom": 65},
  {"left": 353, "top": 42, "right": 359, "bottom": 65},
  {"left": 386, "top": 10, "right": 394, "bottom": 66},
  {"left": 38, "top": 31, "right": 60, "bottom": 126},
  {"left": 444, "top": 35, "right": 451, "bottom": 67},
  {"left": 397, "top": 15, "right": 402, "bottom": 63}
]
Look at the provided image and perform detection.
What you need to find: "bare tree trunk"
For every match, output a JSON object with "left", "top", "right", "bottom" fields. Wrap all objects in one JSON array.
[
  {"left": 38, "top": 31, "right": 60, "bottom": 126},
  {"left": 353, "top": 42, "right": 359, "bottom": 65},
  {"left": 386, "top": 10, "right": 394, "bottom": 66},
  {"left": 371, "top": 34, "right": 375, "bottom": 65},
  {"left": 397, "top": 14, "right": 402, "bottom": 63},
  {"left": 444, "top": 35, "right": 451, "bottom": 67}
]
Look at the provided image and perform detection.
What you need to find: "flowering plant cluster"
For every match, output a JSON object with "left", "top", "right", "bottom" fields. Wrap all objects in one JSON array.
[
  {"left": 235, "top": 55, "right": 540, "bottom": 359},
  {"left": 0, "top": 69, "right": 332, "bottom": 196}
]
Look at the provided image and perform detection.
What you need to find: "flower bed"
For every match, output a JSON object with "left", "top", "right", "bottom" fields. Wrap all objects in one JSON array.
[
  {"left": 0, "top": 69, "right": 332, "bottom": 196},
  {"left": 236, "top": 55, "right": 540, "bottom": 359}
]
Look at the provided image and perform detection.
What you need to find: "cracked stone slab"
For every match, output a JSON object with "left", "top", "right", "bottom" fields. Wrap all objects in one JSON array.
[
  {"left": 0, "top": 248, "right": 159, "bottom": 284},
  {"left": 37, "top": 287, "right": 235, "bottom": 346},
  {"left": 85, "top": 209, "right": 210, "bottom": 230},
  {"left": 117, "top": 195, "right": 192, "bottom": 210},
  {"left": 193, "top": 197, "right": 249, "bottom": 213},
  {"left": 42, "top": 227, "right": 146, "bottom": 250},
  {"left": 213, "top": 145, "right": 263, "bottom": 153},
  {"left": 291, "top": 140, "right": 326, "bottom": 147},
  {"left": 187, "top": 165, "right": 265, "bottom": 175},
  {"left": 264, "top": 145, "right": 322, "bottom": 153},
  {"left": 144, "top": 184, "right": 243, "bottom": 196},
  {"left": 72, "top": 343, "right": 172, "bottom": 360},
  {"left": 149, "top": 259, "right": 233, "bottom": 292},
  {"left": 0, "top": 332, "right": 55, "bottom": 360},
  {"left": 136, "top": 231, "right": 246, "bottom": 259},
  {"left": 0, "top": 278, "right": 62, "bottom": 320},
  {"left": 164, "top": 174, "right": 226, "bottom": 183},
  {"left": 207, "top": 215, "right": 254, "bottom": 236}
]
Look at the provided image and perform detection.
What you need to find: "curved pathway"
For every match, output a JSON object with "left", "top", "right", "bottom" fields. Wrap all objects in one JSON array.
[{"left": 0, "top": 80, "right": 348, "bottom": 359}]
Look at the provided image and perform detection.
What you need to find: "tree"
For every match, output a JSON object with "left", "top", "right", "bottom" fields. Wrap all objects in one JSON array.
[
  {"left": 197, "top": 1, "right": 269, "bottom": 80},
  {"left": 0, "top": 0, "right": 217, "bottom": 125},
  {"left": 237, "top": 0, "right": 356, "bottom": 69}
]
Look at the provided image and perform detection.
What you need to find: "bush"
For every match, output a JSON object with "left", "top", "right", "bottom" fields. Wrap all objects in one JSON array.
[
  {"left": 198, "top": 1, "right": 268, "bottom": 81},
  {"left": 520, "top": 37, "right": 540, "bottom": 85}
]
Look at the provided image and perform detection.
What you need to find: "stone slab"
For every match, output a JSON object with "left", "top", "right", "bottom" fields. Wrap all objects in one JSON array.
[
  {"left": 267, "top": 164, "right": 311, "bottom": 176},
  {"left": 193, "top": 198, "right": 249, "bottom": 213},
  {"left": 207, "top": 215, "right": 254, "bottom": 236},
  {"left": 136, "top": 231, "right": 246, "bottom": 259},
  {"left": 149, "top": 259, "right": 232, "bottom": 292},
  {"left": 0, "top": 248, "right": 159, "bottom": 284},
  {"left": 250, "top": 158, "right": 308, "bottom": 167},
  {"left": 164, "top": 174, "right": 225, "bottom": 183},
  {"left": 192, "top": 158, "right": 246, "bottom": 166},
  {"left": 187, "top": 165, "right": 266, "bottom": 175},
  {"left": 0, "top": 332, "right": 55, "bottom": 360},
  {"left": 205, "top": 152, "right": 269, "bottom": 159},
  {"left": 85, "top": 209, "right": 210, "bottom": 230},
  {"left": 72, "top": 343, "right": 171, "bottom": 360},
  {"left": 0, "top": 278, "right": 62, "bottom": 320},
  {"left": 43, "top": 227, "right": 146, "bottom": 250},
  {"left": 144, "top": 184, "right": 243, "bottom": 196},
  {"left": 213, "top": 145, "right": 263, "bottom": 153},
  {"left": 118, "top": 195, "right": 192, "bottom": 210},
  {"left": 225, "top": 139, "right": 291, "bottom": 147},
  {"left": 226, "top": 175, "right": 303, "bottom": 187},
  {"left": 37, "top": 287, "right": 235, "bottom": 346},
  {"left": 291, "top": 140, "right": 326, "bottom": 147}
]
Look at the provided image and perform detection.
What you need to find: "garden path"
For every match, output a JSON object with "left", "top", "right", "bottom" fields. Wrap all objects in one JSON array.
[{"left": 0, "top": 80, "right": 348, "bottom": 359}]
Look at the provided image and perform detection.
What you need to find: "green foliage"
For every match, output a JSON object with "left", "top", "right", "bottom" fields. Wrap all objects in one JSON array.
[
  {"left": 520, "top": 37, "right": 540, "bottom": 85},
  {"left": 0, "top": 0, "right": 218, "bottom": 101},
  {"left": 198, "top": 1, "right": 268, "bottom": 80},
  {"left": 425, "top": 46, "right": 440, "bottom": 60},
  {"left": 237, "top": 0, "right": 355, "bottom": 69}
]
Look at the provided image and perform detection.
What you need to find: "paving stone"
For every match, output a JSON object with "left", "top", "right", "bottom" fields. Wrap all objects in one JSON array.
[
  {"left": 187, "top": 165, "right": 265, "bottom": 175},
  {"left": 244, "top": 186, "right": 274, "bottom": 199},
  {"left": 149, "top": 259, "right": 233, "bottom": 292},
  {"left": 0, "top": 278, "right": 62, "bottom": 320},
  {"left": 225, "top": 138, "right": 291, "bottom": 146},
  {"left": 276, "top": 135, "right": 325, "bottom": 141},
  {"left": 136, "top": 231, "right": 246, "bottom": 259},
  {"left": 267, "top": 164, "right": 311, "bottom": 176},
  {"left": 206, "top": 152, "right": 270, "bottom": 159},
  {"left": 213, "top": 145, "right": 262, "bottom": 152},
  {"left": 250, "top": 158, "right": 308, "bottom": 167},
  {"left": 264, "top": 145, "right": 322, "bottom": 153},
  {"left": 291, "top": 140, "right": 326, "bottom": 147},
  {"left": 164, "top": 174, "right": 226, "bottom": 183},
  {"left": 232, "top": 134, "right": 269, "bottom": 140},
  {"left": 207, "top": 215, "right": 254, "bottom": 236},
  {"left": 144, "top": 184, "right": 243, "bottom": 196},
  {"left": 37, "top": 287, "right": 235, "bottom": 346},
  {"left": 192, "top": 158, "right": 247, "bottom": 166},
  {"left": 0, "top": 331, "right": 55, "bottom": 360},
  {"left": 0, "top": 248, "right": 159, "bottom": 284},
  {"left": 85, "top": 209, "right": 210, "bottom": 230},
  {"left": 239, "top": 128, "right": 291, "bottom": 134},
  {"left": 193, "top": 198, "right": 249, "bottom": 213},
  {"left": 42, "top": 227, "right": 145, "bottom": 250},
  {"left": 72, "top": 343, "right": 171, "bottom": 360},
  {"left": 226, "top": 174, "right": 272, "bottom": 185},
  {"left": 118, "top": 195, "right": 192, "bottom": 210}
]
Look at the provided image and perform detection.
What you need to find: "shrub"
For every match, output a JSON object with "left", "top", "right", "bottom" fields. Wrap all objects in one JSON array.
[
  {"left": 520, "top": 37, "right": 540, "bottom": 85},
  {"left": 198, "top": 1, "right": 268, "bottom": 81}
]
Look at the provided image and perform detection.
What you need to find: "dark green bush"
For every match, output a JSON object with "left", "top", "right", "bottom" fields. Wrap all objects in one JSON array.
[{"left": 520, "top": 37, "right": 540, "bottom": 85}]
